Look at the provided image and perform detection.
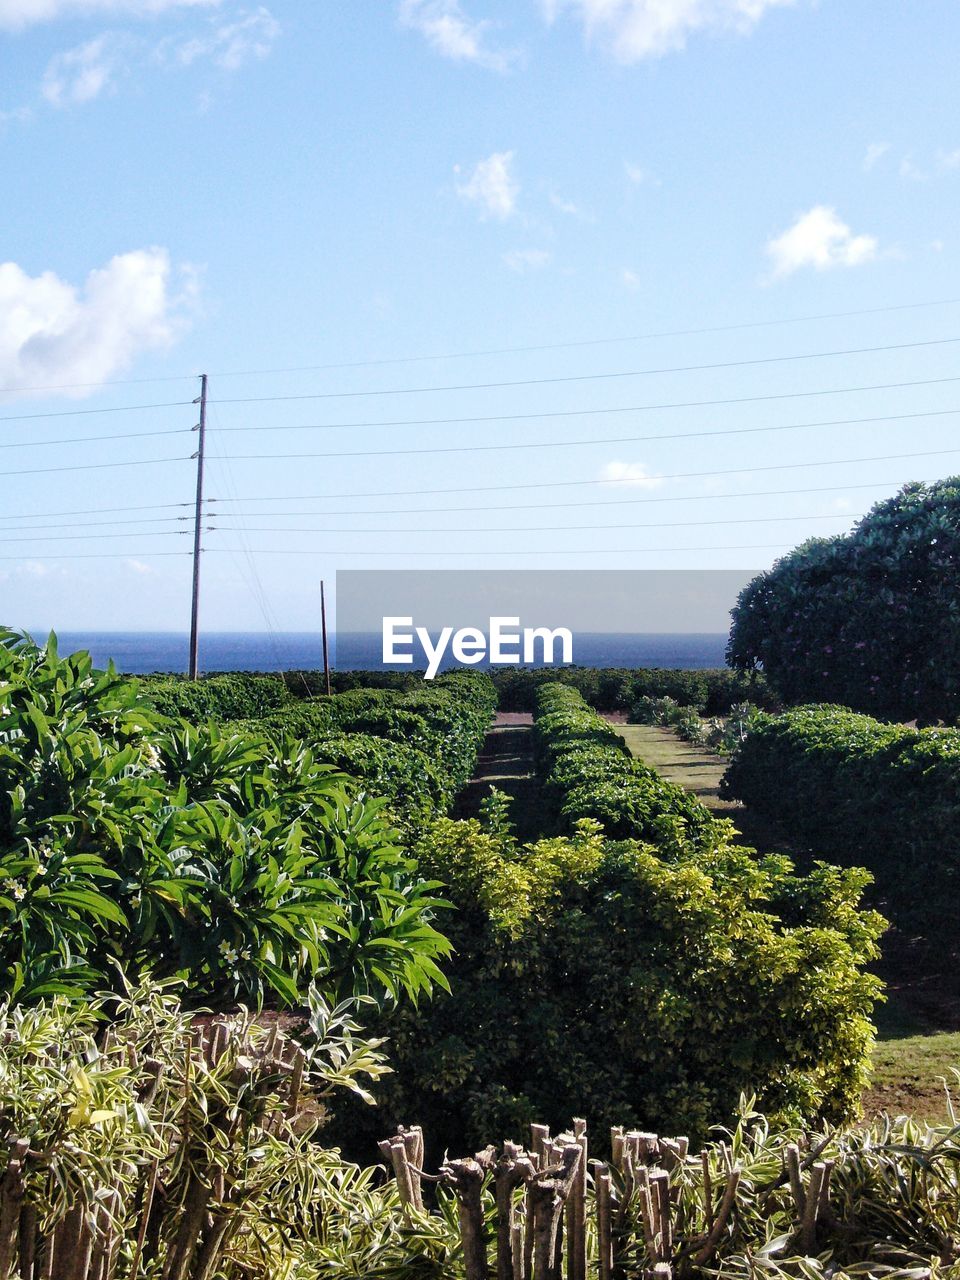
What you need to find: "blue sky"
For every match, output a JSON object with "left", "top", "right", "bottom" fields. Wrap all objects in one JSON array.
[{"left": 2, "top": 0, "right": 960, "bottom": 634}]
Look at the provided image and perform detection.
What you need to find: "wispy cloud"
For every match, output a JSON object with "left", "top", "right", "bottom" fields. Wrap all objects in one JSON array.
[
  {"left": 937, "top": 148, "right": 960, "bottom": 172},
  {"left": 541, "top": 0, "right": 800, "bottom": 62},
  {"left": 0, "top": 248, "right": 197, "bottom": 396},
  {"left": 898, "top": 154, "right": 928, "bottom": 182},
  {"left": 598, "top": 461, "right": 661, "bottom": 488},
  {"left": 621, "top": 268, "right": 642, "bottom": 291},
  {"left": 173, "top": 5, "right": 279, "bottom": 70},
  {"left": 862, "top": 141, "right": 889, "bottom": 172},
  {"left": 42, "top": 33, "right": 130, "bottom": 106},
  {"left": 0, "top": 0, "right": 217, "bottom": 31},
  {"left": 624, "top": 160, "right": 660, "bottom": 187},
  {"left": 455, "top": 150, "right": 519, "bottom": 219},
  {"left": 503, "top": 248, "right": 551, "bottom": 272},
  {"left": 766, "top": 206, "right": 879, "bottom": 279},
  {"left": 398, "top": 0, "right": 516, "bottom": 70}
]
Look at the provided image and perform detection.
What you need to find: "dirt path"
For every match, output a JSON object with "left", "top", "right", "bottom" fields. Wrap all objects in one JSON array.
[
  {"left": 613, "top": 722, "right": 789, "bottom": 855},
  {"left": 454, "top": 714, "right": 543, "bottom": 840}
]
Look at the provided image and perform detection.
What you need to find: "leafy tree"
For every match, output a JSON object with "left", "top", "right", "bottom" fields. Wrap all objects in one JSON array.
[{"left": 727, "top": 478, "right": 960, "bottom": 722}]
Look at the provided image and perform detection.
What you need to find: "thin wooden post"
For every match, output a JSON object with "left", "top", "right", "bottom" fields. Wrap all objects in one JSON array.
[
  {"left": 441, "top": 1150, "right": 496, "bottom": 1280},
  {"left": 320, "top": 579, "right": 332, "bottom": 696},
  {"left": 188, "top": 373, "right": 208, "bottom": 681},
  {"left": 565, "top": 1120, "right": 587, "bottom": 1280},
  {"left": 495, "top": 1143, "right": 536, "bottom": 1280}
]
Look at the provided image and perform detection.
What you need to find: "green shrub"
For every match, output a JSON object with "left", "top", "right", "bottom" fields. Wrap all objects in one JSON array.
[
  {"left": 328, "top": 813, "right": 883, "bottom": 1156},
  {"left": 491, "top": 667, "right": 774, "bottom": 714},
  {"left": 720, "top": 703, "right": 960, "bottom": 926},
  {"left": 533, "top": 684, "right": 725, "bottom": 855},
  {"left": 138, "top": 671, "right": 296, "bottom": 720},
  {"left": 727, "top": 477, "right": 960, "bottom": 722},
  {"left": 0, "top": 629, "right": 451, "bottom": 1007}
]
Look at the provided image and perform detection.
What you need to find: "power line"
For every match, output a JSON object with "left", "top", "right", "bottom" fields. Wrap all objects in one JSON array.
[
  {"left": 4, "top": 296, "right": 958, "bottom": 395},
  {"left": 0, "top": 400, "right": 193, "bottom": 425},
  {"left": 217, "top": 406, "right": 960, "bottom": 463},
  {"left": 205, "top": 478, "right": 902, "bottom": 518},
  {"left": 0, "top": 427, "right": 190, "bottom": 451},
  {"left": 202, "top": 542, "right": 804, "bottom": 557},
  {"left": 212, "top": 511, "right": 858, "bottom": 535},
  {"left": 211, "top": 336, "right": 960, "bottom": 406},
  {"left": 0, "top": 501, "right": 191, "bottom": 524},
  {"left": 0, "top": 551, "right": 192, "bottom": 562},
  {"left": 0, "top": 529, "right": 200, "bottom": 545},
  {"left": 206, "top": 445, "right": 960, "bottom": 502},
  {"left": 0, "top": 516, "right": 193, "bottom": 534},
  {"left": 207, "top": 374, "right": 960, "bottom": 435},
  {"left": 201, "top": 297, "right": 960, "bottom": 376},
  {"left": 6, "top": 456, "right": 191, "bottom": 479}
]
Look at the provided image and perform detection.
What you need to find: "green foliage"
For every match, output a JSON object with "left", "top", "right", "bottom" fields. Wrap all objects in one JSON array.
[
  {"left": 0, "top": 629, "right": 451, "bottom": 1007},
  {"left": 720, "top": 703, "right": 960, "bottom": 927},
  {"left": 227, "top": 671, "right": 497, "bottom": 832},
  {"left": 533, "top": 683, "right": 725, "bottom": 854},
  {"left": 727, "top": 477, "right": 960, "bottom": 722},
  {"left": 491, "top": 666, "right": 774, "bottom": 714},
  {"left": 328, "top": 811, "right": 884, "bottom": 1158},
  {"left": 0, "top": 979, "right": 435, "bottom": 1279},
  {"left": 139, "top": 670, "right": 297, "bottom": 720}
]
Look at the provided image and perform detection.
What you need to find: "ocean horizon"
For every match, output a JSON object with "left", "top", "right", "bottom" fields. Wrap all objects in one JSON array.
[{"left": 39, "top": 630, "right": 730, "bottom": 674}]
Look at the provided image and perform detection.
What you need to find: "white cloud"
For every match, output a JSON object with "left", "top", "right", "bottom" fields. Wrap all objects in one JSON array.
[
  {"left": 0, "top": 248, "right": 197, "bottom": 396},
  {"left": 503, "top": 248, "right": 551, "bottom": 272},
  {"left": 598, "top": 461, "right": 662, "bottom": 488},
  {"left": 126, "top": 558, "right": 153, "bottom": 573},
  {"left": 937, "top": 148, "right": 960, "bottom": 172},
  {"left": 398, "top": 0, "right": 515, "bottom": 70},
  {"left": 541, "top": 0, "right": 799, "bottom": 62},
  {"left": 0, "top": 0, "right": 216, "bottom": 30},
  {"left": 550, "top": 193, "right": 580, "bottom": 216},
  {"left": 455, "top": 150, "right": 518, "bottom": 219},
  {"left": 862, "top": 141, "right": 888, "bottom": 172},
  {"left": 624, "top": 160, "right": 659, "bottom": 186},
  {"left": 175, "top": 6, "right": 278, "bottom": 70},
  {"left": 42, "top": 33, "right": 128, "bottom": 106},
  {"left": 622, "top": 268, "right": 642, "bottom": 290},
  {"left": 765, "top": 206, "right": 879, "bottom": 279},
  {"left": 898, "top": 154, "right": 928, "bottom": 182}
]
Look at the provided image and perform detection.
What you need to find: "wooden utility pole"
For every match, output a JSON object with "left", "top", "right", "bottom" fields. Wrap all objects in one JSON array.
[
  {"left": 188, "top": 374, "right": 208, "bottom": 680},
  {"left": 320, "top": 579, "right": 332, "bottom": 696}
]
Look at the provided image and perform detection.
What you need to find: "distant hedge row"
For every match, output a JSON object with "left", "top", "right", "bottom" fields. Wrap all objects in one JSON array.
[
  {"left": 532, "top": 683, "right": 725, "bottom": 855},
  {"left": 720, "top": 704, "right": 960, "bottom": 922},
  {"left": 493, "top": 666, "right": 773, "bottom": 714},
  {"left": 225, "top": 672, "right": 497, "bottom": 830}
]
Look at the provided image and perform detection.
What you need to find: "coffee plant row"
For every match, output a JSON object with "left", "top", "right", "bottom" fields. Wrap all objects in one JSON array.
[{"left": 721, "top": 702, "right": 960, "bottom": 928}]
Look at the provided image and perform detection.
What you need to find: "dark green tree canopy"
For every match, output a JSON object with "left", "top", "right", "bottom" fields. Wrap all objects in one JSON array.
[{"left": 727, "top": 477, "right": 960, "bottom": 721}]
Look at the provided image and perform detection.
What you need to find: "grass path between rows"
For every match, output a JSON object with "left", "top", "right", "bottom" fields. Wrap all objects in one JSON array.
[{"left": 616, "top": 720, "right": 960, "bottom": 1124}]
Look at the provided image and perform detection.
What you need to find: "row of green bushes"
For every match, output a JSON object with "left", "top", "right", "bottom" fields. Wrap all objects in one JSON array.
[
  {"left": 329, "top": 795, "right": 885, "bottom": 1158},
  {"left": 225, "top": 673, "right": 498, "bottom": 830},
  {"left": 721, "top": 703, "right": 960, "bottom": 924},
  {"left": 532, "top": 684, "right": 725, "bottom": 855},
  {"left": 491, "top": 665, "right": 774, "bottom": 714},
  {"left": 0, "top": 630, "right": 451, "bottom": 1007}
]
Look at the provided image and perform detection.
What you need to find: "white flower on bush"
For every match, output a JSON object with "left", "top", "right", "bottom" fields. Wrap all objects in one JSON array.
[
  {"left": 218, "top": 940, "right": 239, "bottom": 965},
  {"left": 141, "top": 742, "right": 162, "bottom": 771},
  {"left": 3, "top": 881, "right": 26, "bottom": 901}
]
